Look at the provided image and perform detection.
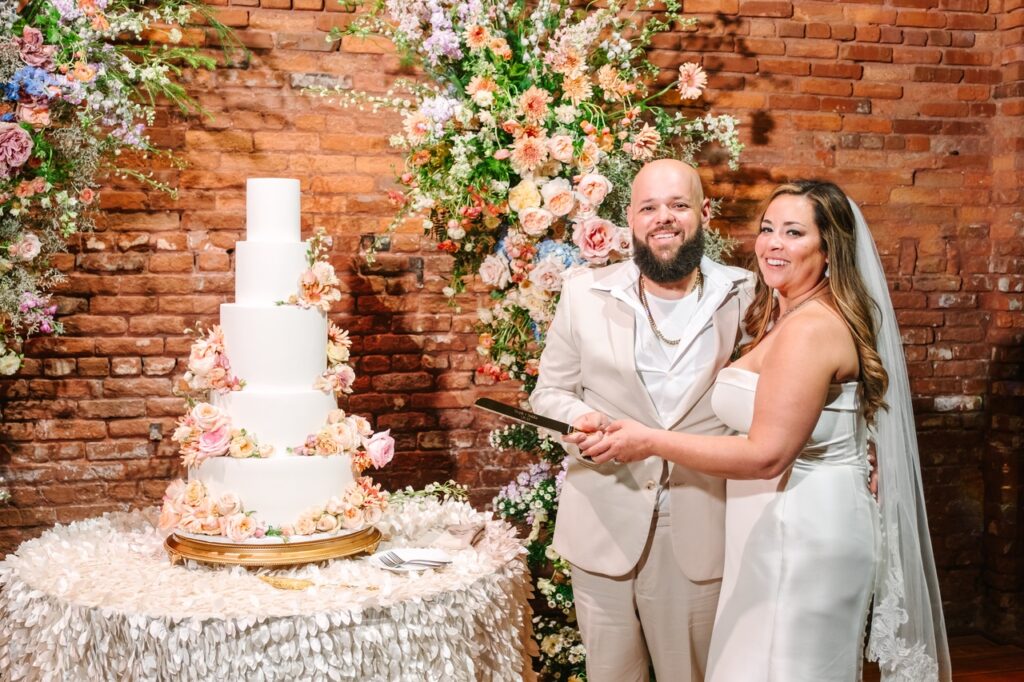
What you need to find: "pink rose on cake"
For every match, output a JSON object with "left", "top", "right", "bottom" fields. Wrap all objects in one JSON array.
[
  {"left": 190, "top": 402, "right": 229, "bottom": 432},
  {"left": 197, "top": 424, "right": 231, "bottom": 460},
  {"left": 365, "top": 430, "right": 395, "bottom": 469},
  {"left": 214, "top": 492, "right": 242, "bottom": 516},
  {"left": 314, "top": 363, "right": 355, "bottom": 396},
  {"left": 185, "top": 325, "right": 243, "bottom": 395}
]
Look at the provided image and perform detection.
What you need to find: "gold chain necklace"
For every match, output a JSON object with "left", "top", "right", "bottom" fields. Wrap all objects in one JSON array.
[
  {"left": 773, "top": 279, "right": 830, "bottom": 329},
  {"left": 637, "top": 269, "right": 703, "bottom": 346}
]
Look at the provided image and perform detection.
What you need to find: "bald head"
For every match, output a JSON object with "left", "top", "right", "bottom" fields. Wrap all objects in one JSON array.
[{"left": 630, "top": 159, "right": 705, "bottom": 213}]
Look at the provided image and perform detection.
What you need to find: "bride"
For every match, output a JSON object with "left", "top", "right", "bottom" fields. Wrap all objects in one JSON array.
[{"left": 574, "top": 180, "right": 950, "bottom": 681}]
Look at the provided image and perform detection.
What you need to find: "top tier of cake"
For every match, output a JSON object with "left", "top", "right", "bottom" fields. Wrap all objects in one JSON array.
[{"left": 235, "top": 178, "right": 309, "bottom": 305}]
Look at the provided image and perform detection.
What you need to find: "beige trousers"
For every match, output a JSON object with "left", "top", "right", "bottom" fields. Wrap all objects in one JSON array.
[{"left": 570, "top": 511, "right": 721, "bottom": 682}]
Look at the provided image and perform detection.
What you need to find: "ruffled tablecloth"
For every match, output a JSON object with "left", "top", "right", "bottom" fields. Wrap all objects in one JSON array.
[{"left": 0, "top": 498, "right": 535, "bottom": 681}]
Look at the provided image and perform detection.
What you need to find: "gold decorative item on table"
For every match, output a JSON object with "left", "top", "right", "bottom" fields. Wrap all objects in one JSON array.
[{"left": 164, "top": 526, "right": 382, "bottom": 568}]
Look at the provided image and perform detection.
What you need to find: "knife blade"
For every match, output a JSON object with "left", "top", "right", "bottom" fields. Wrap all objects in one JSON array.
[{"left": 473, "top": 398, "right": 576, "bottom": 435}]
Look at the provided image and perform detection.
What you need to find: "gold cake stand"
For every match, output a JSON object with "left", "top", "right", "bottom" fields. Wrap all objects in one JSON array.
[{"left": 164, "top": 526, "right": 382, "bottom": 568}]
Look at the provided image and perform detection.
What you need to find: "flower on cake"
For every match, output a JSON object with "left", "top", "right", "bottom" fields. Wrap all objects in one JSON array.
[
  {"left": 293, "top": 409, "right": 395, "bottom": 475},
  {"left": 158, "top": 478, "right": 269, "bottom": 541},
  {"left": 283, "top": 228, "right": 342, "bottom": 313},
  {"left": 173, "top": 402, "right": 273, "bottom": 468},
  {"left": 284, "top": 477, "right": 389, "bottom": 537},
  {"left": 315, "top": 322, "right": 357, "bottom": 396},
  {"left": 183, "top": 324, "right": 244, "bottom": 395}
]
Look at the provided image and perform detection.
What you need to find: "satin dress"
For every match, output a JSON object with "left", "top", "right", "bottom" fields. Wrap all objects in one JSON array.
[{"left": 705, "top": 367, "right": 879, "bottom": 682}]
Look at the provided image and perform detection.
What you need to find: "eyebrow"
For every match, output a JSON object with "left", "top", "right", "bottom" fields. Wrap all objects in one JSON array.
[
  {"left": 637, "top": 195, "right": 693, "bottom": 206},
  {"left": 761, "top": 218, "right": 808, "bottom": 228}
]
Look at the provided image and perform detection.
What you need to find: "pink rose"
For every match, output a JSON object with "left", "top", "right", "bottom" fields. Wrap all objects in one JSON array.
[
  {"left": 178, "top": 513, "right": 204, "bottom": 534},
  {"left": 540, "top": 178, "right": 575, "bottom": 217},
  {"left": 15, "top": 27, "right": 55, "bottom": 70},
  {"left": 158, "top": 500, "right": 182, "bottom": 530},
  {"left": 547, "top": 134, "right": 575, "bottom": 163},
  {"left": 528, "top": 258, "right": 566, "bottom": 292},
  {"left": 190, "top": 402, "right": 226, "bottom": 431},
  {"left": 224, "top": 513, "right": 256, "bottom": 542},
  {"left": 365, "top": 430, "right": 395, "bottom": 469},
  {"left": 518, "top": 207, "right": 555, "bottom": 237},
  {"left": 576, "top": 173, "right": 613, "bottom": 206},
  {"left": 363, "top": 504, "right": 384, "bottom": 525},
  {"left": 8, "top": 234, "right": 40, "bottom": 261},
  {"left": 294, "top": 515, "right": 316, "bottom": 536},
  {"left": 478, "top": 253, "right": 511, "bottom": 288},
  {"left": 615, "top": 227, "right": 633, "bottom": 255},
  {"left": 197, "top": 425, "right": 231, "bottom": 458},
  {"left": 0, "top": 123, "right": 34, "bottom": 179},
  {"left": 188, "top": 340, "right": 218, "bottom": 376},
  {"left": 572, "top": 218, "right": 618, "bottom": 264},
  {"left": 16, "top": 102, "right": 50, "bottom": 129}
]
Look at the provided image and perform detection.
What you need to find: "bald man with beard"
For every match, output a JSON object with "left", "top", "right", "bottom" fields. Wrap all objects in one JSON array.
[{"left": 531, "top": 159, "right": 754, "bottom": 681}]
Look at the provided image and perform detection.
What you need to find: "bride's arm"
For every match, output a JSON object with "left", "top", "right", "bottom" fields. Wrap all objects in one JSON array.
[{"left": 578, "top": 314, "right": 846, "bottom": 479}]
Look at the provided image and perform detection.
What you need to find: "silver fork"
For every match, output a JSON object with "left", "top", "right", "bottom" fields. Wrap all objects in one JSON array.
[{"left": 376, "top": 550, "right": 450, "bottom": 569}]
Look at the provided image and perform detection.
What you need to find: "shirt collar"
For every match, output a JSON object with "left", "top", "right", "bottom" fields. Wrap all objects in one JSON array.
[{"left": 590, "top": 256, "right": 746, "bottom": 297}]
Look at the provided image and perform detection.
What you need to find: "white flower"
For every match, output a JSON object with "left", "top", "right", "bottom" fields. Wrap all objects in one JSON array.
[
  {"left": 478, "top": 254, "right": 511, "bottom": 288},
  {"left": 554, "top": 104, "right": 578, "bottom": 124},
  {"left": 447, "top": 225, "right": 466, "bottom": 240}
]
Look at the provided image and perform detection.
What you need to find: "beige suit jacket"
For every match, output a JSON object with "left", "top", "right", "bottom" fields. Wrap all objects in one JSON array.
[{"left": 531, "top": 257, "right": 754, "bottom": 580}]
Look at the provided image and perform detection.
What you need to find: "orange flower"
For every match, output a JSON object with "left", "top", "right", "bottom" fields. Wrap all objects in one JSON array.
[
  {"left": 518, "top": 86, "right": 552, "bottom": 123},
  {"left": 510, "top": 135, "right": 549, "bottom": 175},
  {"left": 465, "top": 24, "right": 489, "bottom": 50},
  {"left": 72, "top": 62, "right": 97, "bottom": 83},
  {"left": 561, "top": 75, "right": 593, "bottom": 105},
  {"left": 488, "top": 36, "right": 512, "bottom": 60}
]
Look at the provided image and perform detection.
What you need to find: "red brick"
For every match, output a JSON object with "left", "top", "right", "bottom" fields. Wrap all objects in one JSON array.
[{"left": 840, "top": 44, "right": 894, "bottom": 62}]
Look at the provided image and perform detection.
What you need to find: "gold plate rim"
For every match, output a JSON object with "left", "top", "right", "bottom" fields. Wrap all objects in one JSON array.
[{"left": 164, "top": 526, "right": 382, "bottom": 567}]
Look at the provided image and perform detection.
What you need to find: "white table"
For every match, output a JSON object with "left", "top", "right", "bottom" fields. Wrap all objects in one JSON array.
[{"left": 0, "top": 498, "right": 535, "bottom": 681}]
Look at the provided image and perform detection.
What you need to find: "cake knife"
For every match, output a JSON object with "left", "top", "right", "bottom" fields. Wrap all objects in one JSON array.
[{"left": 473, "top": 398, "right": 577, "bottom": 435}]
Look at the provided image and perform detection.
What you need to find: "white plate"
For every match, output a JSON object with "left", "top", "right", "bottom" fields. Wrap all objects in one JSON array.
[{"left": 369, "top": 547, "right": 452, "bottom": 572}]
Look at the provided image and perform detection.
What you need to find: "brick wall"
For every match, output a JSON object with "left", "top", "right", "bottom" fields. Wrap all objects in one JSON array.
[{"left": 0, "top": 0, "right": 1021, "bottom": 639}]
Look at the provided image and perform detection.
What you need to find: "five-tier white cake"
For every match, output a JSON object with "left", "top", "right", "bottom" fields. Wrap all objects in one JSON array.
[{"left": 159, "top": 179, "right": 391, "bottom": 546}]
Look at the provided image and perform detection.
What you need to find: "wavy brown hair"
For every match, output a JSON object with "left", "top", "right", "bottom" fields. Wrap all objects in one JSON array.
[{"left": 741, "top": 180, "right": 889, "bottom": 423}]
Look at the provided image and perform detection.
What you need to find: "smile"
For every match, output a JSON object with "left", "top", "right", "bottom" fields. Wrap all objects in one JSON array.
[{"left": 765, "top": 258, "right": 788, "bottom": 266}]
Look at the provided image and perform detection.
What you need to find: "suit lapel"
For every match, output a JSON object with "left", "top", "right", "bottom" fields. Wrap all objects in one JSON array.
[{"left": 603, "top": 293, "right": 661, "bottom": 425}]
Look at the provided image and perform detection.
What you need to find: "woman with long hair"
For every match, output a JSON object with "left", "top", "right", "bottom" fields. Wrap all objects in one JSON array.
[{"left": 573, "top": 180, "right": 949, "bottom": 681}]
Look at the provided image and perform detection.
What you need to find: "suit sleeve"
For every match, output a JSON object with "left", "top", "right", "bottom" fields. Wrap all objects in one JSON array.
[{"left": 530, "top": 279, "right": 595, "bottom": 429}]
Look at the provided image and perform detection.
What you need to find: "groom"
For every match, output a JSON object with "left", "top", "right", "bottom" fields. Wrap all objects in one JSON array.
[{"left": 531, "top": 159, "right": 753, "bottom": 681}]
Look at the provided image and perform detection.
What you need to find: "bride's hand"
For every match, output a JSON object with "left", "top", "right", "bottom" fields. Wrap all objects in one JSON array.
[{"left": 586, "top": 419, "right": 654, "bottom": 465}]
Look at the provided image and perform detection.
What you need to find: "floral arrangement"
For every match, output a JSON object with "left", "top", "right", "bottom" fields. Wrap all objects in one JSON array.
[
  {"left": 171, "top": 401, "right": 273, "bottom": 469},
  {"left": 0, "top": 1, "right": 222, "bottom": 375},
  {"left": 331, "top": 0, "right": 741, "bottom": 396},
  {"left": 282, "top": 228, "right": 341, "bottom": 313},
  {"left": 182, "top": 323, "right": 244, "bottom": 395},
  {"left": 314, "top": 321, "right": 356, "bottom": 396},
  {"left": 157, "top": 476, "right": 389, "bottom": 541},
  {"left": 292, "top": 407, "right": 396, "bottom": 470},
  {"left": 331, "top": 1, "right": 743, "bottom": 676}
]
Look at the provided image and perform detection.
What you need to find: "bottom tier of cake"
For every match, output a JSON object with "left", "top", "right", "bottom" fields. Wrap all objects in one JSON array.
[{"left": 159, "top": 455, "right": 388, "bottom": 544}]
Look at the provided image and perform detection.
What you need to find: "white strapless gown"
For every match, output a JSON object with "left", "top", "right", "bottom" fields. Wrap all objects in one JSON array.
[{"left": 706, "top": 367, "right": 880, "bottom": 682}]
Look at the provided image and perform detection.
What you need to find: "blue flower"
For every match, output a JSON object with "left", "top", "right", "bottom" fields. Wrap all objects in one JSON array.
[
  {"left": 535, "top": 240, "right": 584, "bottom": 269},
  {"left": 4, "top": 67, "right": 57, "bottom": 101}
]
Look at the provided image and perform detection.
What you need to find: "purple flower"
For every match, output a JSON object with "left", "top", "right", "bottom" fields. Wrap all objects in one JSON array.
[{"left": 0, "top": 123, "right": 34, "bottom": 178}]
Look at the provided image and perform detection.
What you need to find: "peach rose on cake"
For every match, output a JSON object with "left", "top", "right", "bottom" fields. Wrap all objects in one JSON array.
[
  {"left": 178, "top": 513, "right": 204, "bottom": 534},
  {"left": 541, "top": 178, "right": 575, "bottom": 217},
  {"left": 316, "top": 514, "right": 340, "bottom": 533},
  {"left": 188, "top": 340, "right": 217, "bottom": 376},
  {"left": 224, "top": 513, "right": 257, "bottom": 542},
  {"left": 183, "top": 480, "right": 207, "bottom": 507},
  {"left": 294, "top": 515, "right": 317, "bottom": 536},
  {"left": 329, "top": 420, "right": 362, "bottom": 453},
  {"left": 349, "top": 415, "right": 373, "bottom": 438},
  {"left": 363, "top": 504, "right": 384, "bottom": 525},
  {"left": 340, "top": 506, "right": 365, "bottom": 530},
  {"left": 190, "top": 403, "right": 227, "bottom": 431},
  {"left": 215, "top": 492, "right": 242, "bottom": 516}
]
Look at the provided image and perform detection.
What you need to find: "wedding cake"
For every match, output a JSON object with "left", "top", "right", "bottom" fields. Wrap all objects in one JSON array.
[{"left": 158, "top": 179, "right": 393, "bottom": 544}]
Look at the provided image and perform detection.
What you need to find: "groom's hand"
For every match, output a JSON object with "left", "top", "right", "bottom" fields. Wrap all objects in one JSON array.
[{"left": 563, "top": 411, "right": 609, "bottom": 455}]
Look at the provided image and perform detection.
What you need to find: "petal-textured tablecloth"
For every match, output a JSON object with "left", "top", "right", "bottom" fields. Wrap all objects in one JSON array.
[{"left": 0, "top": 498, "right": 535, "bottom": 681}]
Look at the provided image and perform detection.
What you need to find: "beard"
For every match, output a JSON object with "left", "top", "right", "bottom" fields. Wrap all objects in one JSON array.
[{"left": 633, "top": 225, "right": 705, "bottom": 284}]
